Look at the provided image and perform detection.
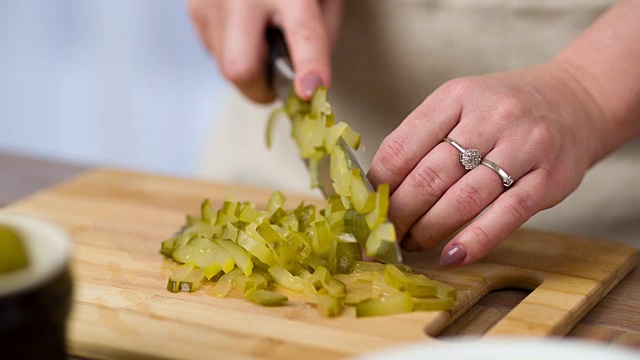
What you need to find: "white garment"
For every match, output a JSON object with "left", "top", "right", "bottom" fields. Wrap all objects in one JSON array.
[{"left": 200, "top": 0, "right": 639, "bottom": 247}]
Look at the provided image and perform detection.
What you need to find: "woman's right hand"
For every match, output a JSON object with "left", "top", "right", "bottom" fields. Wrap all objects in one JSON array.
[{"left": 188, "top": 0, "right": 344, "bottom": 103}]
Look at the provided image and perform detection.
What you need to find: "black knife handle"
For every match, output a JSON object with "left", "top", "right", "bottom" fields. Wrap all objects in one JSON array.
[{"left": 266, "top": 26, "right": 291, "bottom": 89}]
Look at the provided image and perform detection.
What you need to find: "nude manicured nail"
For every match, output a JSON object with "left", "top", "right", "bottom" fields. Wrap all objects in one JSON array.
[
  {"left": 401, "top": 235, "right": 422, "bottom": 252},
  {"left": 301, "top": 74, "right": 322, "bottom": 98},
  {"left": 440, "top": 244, "right": 467, "bottom": 267}
]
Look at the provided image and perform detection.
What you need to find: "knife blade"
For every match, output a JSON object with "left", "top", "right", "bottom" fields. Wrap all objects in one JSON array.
[{"left": 266, "top": 27, "right": 402, "bottom": 264}]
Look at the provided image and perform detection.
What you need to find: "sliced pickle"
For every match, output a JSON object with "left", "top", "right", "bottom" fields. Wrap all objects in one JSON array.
[
  {"left": 167, "top": 263, "right": 204, "bottom": 293},
  {"left": 314, "top": 292, "right": 343, "bottom": 317},
  {"left": 0, "top": 225, "right": 29, "bottom": 274},
  {"left": 384, "top": 264, "right": 437, "bottom": 297},
  {"left": 413, "top": 297, "right": 455, "bottom": 311},
  {"left": 356, "top": 292, "right": 413, "bottom": 317},
  {"left": 268, "top": 265, "right": 314, "bottom": 294},
  {"left": 215, "top": 238, "right": 253, "bottom": 276},
  {"left": 212, "top": 268, "right": 242, "bottom": 298},
  {"left": 246, "top": 289, "right": 288, "bottom": 306},
  {"left": 161, "top": 86, "right": 460, "bottom": 318}
]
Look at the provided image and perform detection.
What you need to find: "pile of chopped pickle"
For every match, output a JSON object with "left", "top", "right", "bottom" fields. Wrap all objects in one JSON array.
[{"left": 160, "top": 87, "right": 456, "bottom": 317}]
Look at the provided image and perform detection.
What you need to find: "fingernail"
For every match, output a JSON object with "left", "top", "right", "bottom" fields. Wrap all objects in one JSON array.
[
  {"left": 301, "top": 74, "right": 322, "bottom": 98},
  {"left": 440, "top": 244, "right": 467, "bottom": 267},
  {"left": 401, "top": 235, "right": 423, "bottom": 252}
]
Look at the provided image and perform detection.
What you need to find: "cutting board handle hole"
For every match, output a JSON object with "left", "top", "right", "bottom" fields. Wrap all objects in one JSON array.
[
  {"left": 436, "top": 287, "right": 533, "bottom": 339},
  {"left": 435, "top": 272, "right": 543, "bottom": 339}
]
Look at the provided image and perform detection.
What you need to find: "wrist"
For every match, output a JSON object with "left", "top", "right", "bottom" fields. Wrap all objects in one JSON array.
[
  {"left": 548, "top": 0, "right": 640, "bottom": 160},
  {"left": 541, "top": 59, "right": 611, "bottom": 166}
]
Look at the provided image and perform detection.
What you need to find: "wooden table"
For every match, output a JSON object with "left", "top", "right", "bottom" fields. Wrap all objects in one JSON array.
[{"left": 2, "top": 151, "right": 639, "bottom": 350}]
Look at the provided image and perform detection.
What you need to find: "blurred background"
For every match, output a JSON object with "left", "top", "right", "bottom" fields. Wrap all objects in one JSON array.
[{"left": 0, "top": 0, "right": 226, "bottom": 176}]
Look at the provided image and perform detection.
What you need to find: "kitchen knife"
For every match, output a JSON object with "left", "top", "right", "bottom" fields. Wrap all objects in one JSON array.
[{"left": 266, "top": 27, "right": 402, "bottom": 264}]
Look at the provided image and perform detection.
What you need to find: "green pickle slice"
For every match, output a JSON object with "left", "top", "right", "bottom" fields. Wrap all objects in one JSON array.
[
  {"left": 246, "top": 289, "right": 288, "bottom": 306},
  {"left": 160, "top": 86, "right": 457, "bottom": 317},
  {"left": 0, "top": 225, "right": 30, "bottom": 274}
]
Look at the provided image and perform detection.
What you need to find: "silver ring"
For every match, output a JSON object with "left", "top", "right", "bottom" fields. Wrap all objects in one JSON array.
[
  {"left": 481, "top": 159, "right": 514, "bottom": 187},
  {"left": 443, "top": 137, "right": 482, "bottom": 170}
]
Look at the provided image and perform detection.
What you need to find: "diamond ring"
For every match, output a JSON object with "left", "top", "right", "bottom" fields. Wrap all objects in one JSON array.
[
  {"left": 481, "top": 159, "right": 514, "bottom": 187},
  {"left": 443, "top": 137, "right": 482, "bottom": 170}
]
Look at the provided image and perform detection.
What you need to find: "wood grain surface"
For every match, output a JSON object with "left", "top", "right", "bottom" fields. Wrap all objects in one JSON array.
[{"left": 1, "top": 168, "right": 637, "bottom": 359}]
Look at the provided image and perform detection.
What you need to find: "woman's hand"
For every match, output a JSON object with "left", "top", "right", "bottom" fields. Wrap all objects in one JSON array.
[
  {"left": 368, "top": 62, "right": 609, "bottom": 267},
  {"left": 188, "top": 0, "right": 343, "bottom": 103}
]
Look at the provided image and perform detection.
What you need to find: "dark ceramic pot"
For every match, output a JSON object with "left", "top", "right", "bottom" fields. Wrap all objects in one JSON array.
[{"left": 0, "top": 215, "right": 73, "bottom": 360}]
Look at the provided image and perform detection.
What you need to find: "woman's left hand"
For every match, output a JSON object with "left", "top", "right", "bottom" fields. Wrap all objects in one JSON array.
[{"left": 368, "top": 62, "right": 607, "bottom": 267}]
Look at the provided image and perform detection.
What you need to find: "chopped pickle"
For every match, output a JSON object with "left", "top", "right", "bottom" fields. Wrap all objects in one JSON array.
[
  {"left": 202, "top": 261, "right": 222, "bottom": 280},
  {"left": 353, "top": 261, "right": 385, "bottom": 272},
  {"left": 246, "top": 289, "right": 288, "bottom": 306},
  {"left": 329, "top": 236, "right": 362, "bottom": 274},
  {"left": 308, "top": 219, "right": 331, "bottom": 258},
  {"left": 323, "top": 122, "right": 348, "bottom": 153},
  {"left": 413, "top": 297, "right": 455, "bottom": 311},
  {"left": 160, "top": 237, "right": 176, "bottom": 257},
  {"left": 365, "top": 223, "right": 398, "bottom": 264},
  {"left": 161, "top": 87, "right": 458, "bottom": 318},
  {"left": 233, "top": 272, "right": 270, "bottom": 292},
  {"left": 384, "top": 264, "right": 437, "bottom": 297},
  {"left": 314, "top": 292, "right": 343, "bottom": 317},
  {"left": 237, "top": 230, "right": 276, "bottom": 267},
  {"left": 356, "top": 292, "right": 413, "bottom": 317},
  {"left": 323, "top": 278, "right": 347, "bottom": 298},
  {"left": 0, "top": 225, "right": 30, "bottom": 274},
  {"left": 372, "top": 272, "right": 400, "bottom": 297},
  {"left": 435, "top": 281, "right": 458, "bottom": 301},
  {"left": 266, "top": 108, "right": 288, "bottom": 149},
  {"left": 201, "top": 199, "right": 216, "bottom": 222},
  {"left": 167, "top": 263, "right": 204, "bottom": 293},
  {"left": 215, "top": 238, "right": 254, "bottom": 276},
  {"left": 305, "top": 254, "right": 327, "bottom": 270},
  {"left": 220, "top": 220, "right": 239, "bottom": 242},
  {"left": 342, "top": 209, "right": 371, "bottom": 247},
  {"left": 267, "top": 191, "right": 286, "bottom": 214},
  {"left": 268, "top": 265, "right": 314, "bottom": 294},
  {"left": 340, "top": 124, "right": 361, "bottom": 150},
  {"left": 208, "top": 241, "right": 236, "bottom": 274},
  {"left": 350, "top": 169, "right": 375, "bottom": 214},
  {"left": 182, "top": 220, "right": 219, "bottom": 239},
  {"left": 365, "top": 184, "right": 390, "bottom": 229},
  {"left": 238, "top": 204, "right": 262, "bottom": 223},
  {"left": 212, "top": 268, "right": 242, "bottom": 298}
]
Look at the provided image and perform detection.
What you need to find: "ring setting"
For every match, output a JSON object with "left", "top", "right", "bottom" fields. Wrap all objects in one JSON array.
[
  {"left": 443, "top": 137, "right": 515, "bottom": 187},
  {"left": 443, "top": 137, "right": 481, "bottom": 170},
  {"left": 460, "top": 149, "right": 482, "bottom": 170}
]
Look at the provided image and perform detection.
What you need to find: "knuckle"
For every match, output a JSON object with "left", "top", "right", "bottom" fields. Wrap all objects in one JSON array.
[
  {"left": 440, "top": 77, "right": 476, "bottom": 97},
  {"left": 410, "top": 162, "right": 447, "bottom": 201},
  {"left": 450, "top": 183, "right": 486, "bottom": 219},
  {"left": 500, "top": 191, "right": 534, "bottom": 223},
  {"left": 467, "top": 225, "right": 496, "bottom": 254},
  {"left": 374, "top": 135, "right": 411, "bottom": 178},
  {"left": 287, "top": 22, "right": 325, "bottom": 45},
  {"left": 495, "top": 96, "right": 528, "bottom": 121},
  {"left": 221, "top": 58, "right": 260, "bottom": 85},
  {"left": 528, "top": 121, "right": 555, "bottom": 150},
  {"left": 409, "top": 223, "right": 435, "bottom": 250},
  {"left": 533, "top": 167, "right": 573, "bottom": 206}
]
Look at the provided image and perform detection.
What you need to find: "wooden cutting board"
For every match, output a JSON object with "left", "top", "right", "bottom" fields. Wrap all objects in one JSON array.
[{"left": 2, "top": 169, "right": 637, "bottom": 359}]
